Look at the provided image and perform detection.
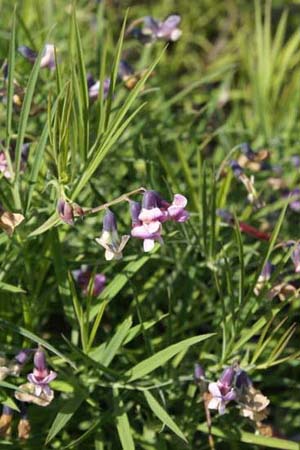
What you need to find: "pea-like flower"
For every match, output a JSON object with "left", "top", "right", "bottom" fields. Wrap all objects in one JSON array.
[
  {"left": 15, "top": 347, "right": 57, "bottom": 407},
  {"left": 18, "top": 44, "right": 56, "bottom": 70},
  {"left": 131, "top": 192, "right": 164, "bottom": 252},
  {"left": 72, "top": 266, "right": 106, "bottom": 297},
  {"left": 57, "top": 199, "right": 84, "bottom": 225},
  {"left": 96, "top": 209, "right": 130, "bottom": 260},
  {"left": 87, "top": 74, "right": 110, "bottom": 100},
  {"left": 208, "top": 367, "right": 236, "bottom": 415},
  {"left": 167, "top": 194, "right": 189, "bottom": 222},
  {"left": 142, "top": 15, "right": 182, "bottom": 42}
]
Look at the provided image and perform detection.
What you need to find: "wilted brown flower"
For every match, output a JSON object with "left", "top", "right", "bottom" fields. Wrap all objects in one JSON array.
[{"left": 239, "top": 386, "right": 269, "bottom": 422}]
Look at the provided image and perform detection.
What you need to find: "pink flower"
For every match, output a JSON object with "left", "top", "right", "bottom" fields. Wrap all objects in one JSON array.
[
  {"left": 167, "top": 194, "right": 189, "bottom": 222},
  {"left": 0, "top": 152, "right": 11, "bottom": 179},
  {"left": 72, "top": 266, "right": 106, "bottom": 297},
  {"left": 208, "top": 382, "right": 236, "bottom": 415},
  {"left": 26, "top": 348, "right": 57, "bottom": 397}
]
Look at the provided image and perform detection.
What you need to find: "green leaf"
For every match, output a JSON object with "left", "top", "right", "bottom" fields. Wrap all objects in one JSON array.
[
  {"left": 100, "top": 316, "right": 132, "bottom": 367},
  {"left": 126, "top": 333, "right": 214, "bottom": 382},
  {"left": 114, "top": 388, "right": 135, "bottom": 450},
  {"left": 46, "top": 390, "right": 86, "bottom": 444},
  {"left": 144, "top": 391, "right": 187, "bottom": 443},
  {"left": 0, "top": 281, "right": 25, "bottom": 293},
  {"left": 198, "top": 423, "right": 300, "bottom": 450}
]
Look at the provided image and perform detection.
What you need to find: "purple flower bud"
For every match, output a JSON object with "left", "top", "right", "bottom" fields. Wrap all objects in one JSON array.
[
  {"left": 18, "top": 46, "right": 37, "bottom": 62},
  {"left": 33, "top": 348, "right": 47, "bottom": 372},
  {"left": 288, "top": 188, "right": 300, "bottom": 212},
  {"left": 241, "top": 143, "right": 256, "bottom": 161},
  {"left": 229, "top": 160, "right": 244, "bottom": 178},
  {"left": 57, "top": 199, "right": 74, "bottom": 225},
  {"left": 103, "top": 209, "right": 117, "bottom": 232},
  {"left": 292, "top": 244, "right": 300, "bottom": 273},
  {"left": 14, "top": 349, "right": 31, "bottom": 365},
  {"left": 261, "top": 261, "right": 274, "bottom": 281},
  {"left": 219, "top": 366, "right": 235, "bottom": 389},
  {"left": 2, "top": 405, "right": 13, "bottom": 416},
  {"left": 130, "top": 201, "right": 142, "bottom": 226},
  {"left": 216, "top": 208, "right": 234, "bottom": 225},
  {"left": 118, "top": 60, "right": 134, "bottom": 80},
  {"left": 142, "top": 190, "right": 161, "bottom": 209},
  {"left": 87, "top": 73, "right": 96, "bottom": 89},
  {"left": 235, "top": 370, "right": 252, "bottom": 389},
  {"left": 194, "top": 363, "right": 205, "bottom": 382}
]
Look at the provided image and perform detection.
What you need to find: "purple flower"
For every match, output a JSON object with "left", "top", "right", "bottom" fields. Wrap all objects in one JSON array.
[
  {"left": 229, "top": 160, "right": 244, "bottom": 178},
  {"left": 57, "top": 200, "right": 74, "bottom": 225},
  {"left": 208, "top": 382, "right": 236, "bottom": 415},
  {"left": 142, "top": 15, "right": 182, "bottom": 42},
  {"left": 194, "top": 363, "right": 205, "bottom": 382},
  {"left": 216, "top": 208, "right": 234, "bottom": 225},
  {"left": 287, "top": 189, "right": 300, "bottom": 212},
  {"left": 208, "top": 366, "right": 236, "bottom": 414},
  {"left": 291, "top": 243, "right": 300, "bottom": 273},
  {"left": 241, "top": 143, "right": 256, "bottom": 161},
  {"left": 72, "top": 266, "right": 106, "bottom": 297},
  {"left": 131, "top": 191, "right": 165, "bottom": 252},
  {"left": 235, "top": 369, "right": 252, "bottom": 390},
  {"left": 167, "top": 194, "right": 189, "bottom": 222},
  {"left": 18, "top": 44, "right": 56, "bottom": 70},
  {"left": 96, "top": 209, "right": 130, "bottom": 260},
  {"left": 27, "top": 348, "right": 57, "bottom": 397},
  {"left": 87, "top": 74, "right": 110, "bottom": 100}
]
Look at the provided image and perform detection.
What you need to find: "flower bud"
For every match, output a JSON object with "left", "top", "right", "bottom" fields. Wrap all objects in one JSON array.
[
  {"left": 103, "top": 209, "right": 117, "bottom": 232},
  {"left": 219, "top": 366, "right": 235, "bottom": 389},
  {"left": 57, "top": 199, "right": 74, "bottom": 225},
  {"left": 130, "top": 201, "right": 142, "bottom": 226},
  {"left": 194, "top": 363, "right": 205, "bottom": 382}
]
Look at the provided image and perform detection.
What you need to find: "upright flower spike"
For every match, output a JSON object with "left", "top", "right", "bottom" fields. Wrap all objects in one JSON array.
[
  {"left": 18, "top": 44, "right": 56, "bottom": 70},
  {"left": 72, "top": 266, "right": 106, "bottom": 297},
  {"left": 96, "top": 209, "right": 130, "bottom": 261},
  {"left": 15, "top": 347, "right": 57, "bottom": 407}
]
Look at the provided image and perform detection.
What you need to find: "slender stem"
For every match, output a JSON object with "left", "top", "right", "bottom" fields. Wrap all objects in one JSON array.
[{"left": 83, "top": 186, "right": 146, "bottom": 215}]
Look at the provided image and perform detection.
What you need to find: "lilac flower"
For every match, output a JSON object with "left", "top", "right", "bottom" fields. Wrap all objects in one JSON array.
[
  {"left": 96, "top": 209, "right": 130, "bottom": 260},
  {"left": 15, "top": 348, "right": 56, "bottom": 407},
  {"left": 208, "top": 366, "right": 236, "bottom": 415},
  {"left": 216, "top": 208, "right": 234, "bottom": 225},
  {"left": 287, "top": 188, "right": 300, "bottom": 212},
  {"left": 241, "top": 143, "right": 256, "bottom": 161},
  {"left": 194, "top": 363, "right": 205, "bottom": 382},
  {"left": 229, "top": 160, "right": 244, "bottom": 178},
  {"left": 0, "top": 153, "right": 11, "bottom": 178},
  {"left": 254, "top": 261, "right": 274, "bottom": 296},
  {"left": 142, "top": 15, "right": 182, "bottom": 42},
  {"left": 27, "top": 348, "right": 57, "bottom": 397},
  {"left": 87, "top": 74, "right": 110, "bottom": 100},
  {"left": 57, "top": 199, "right": 84, "bottom": 225},
  {"left": 0, "top": 142, "right": 30, "bottom": 179},
  {"left": 291, "top": 243, "right": 300, "bottom": 273},
  {"left": 167, "top": 194, "right": 189, "bottom": 222},
  {"left": 18, "top": 44, "right": 56, "bottom": 70},
  {"left": 57, "top": 199, "right": 74, "bottom": 225},
  {"left": 208, "top": 382, "right": 236, "bottom": 415},
  {"left": 131, "top": 191, "right": 165, "bottom": 252},
  {"left": 72, "top": 266, "right": 106, "bottom": 297}
]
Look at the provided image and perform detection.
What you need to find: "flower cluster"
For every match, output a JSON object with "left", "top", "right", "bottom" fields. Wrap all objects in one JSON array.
[
  {"left": 0, "top": 347, "right": 56, "bottom": 441},
  {"left": 58, "top": 189, "right": 189, "bottom": 261},
  {"left": 195, "top": 364, "right": 270, "bottom": 421},
  {"left": 72, "top": 266, "right": 106, "bottom": 297}
]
